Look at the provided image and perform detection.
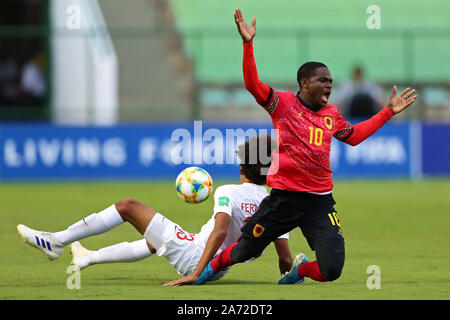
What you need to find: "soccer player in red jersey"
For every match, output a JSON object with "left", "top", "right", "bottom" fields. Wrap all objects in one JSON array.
[{"left": 165, "top": 8, "right": 418, "bottom": 286}]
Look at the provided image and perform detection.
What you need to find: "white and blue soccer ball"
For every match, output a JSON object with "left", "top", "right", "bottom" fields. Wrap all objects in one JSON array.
[{"left": 175, "top": 167, "right": 213, "bottom": 203}]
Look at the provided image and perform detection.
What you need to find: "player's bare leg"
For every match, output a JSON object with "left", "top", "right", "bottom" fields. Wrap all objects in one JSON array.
[
  {"left": 70, "top": 198, "right": 159, "bottom": 270},
  {"left": 114, "top": 197, "right": 158, "bottom": 250},
  {"left": 17, "top": 198, "right": 159, "bottom": 261}
]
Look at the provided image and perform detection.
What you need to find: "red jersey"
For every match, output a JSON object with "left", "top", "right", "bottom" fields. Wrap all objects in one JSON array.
[
  {"left": 264, "top": 90, "right": 351, "bottom": 192},
  {"left": 241, "top": 41, "right": 394, "bottom": 193}
]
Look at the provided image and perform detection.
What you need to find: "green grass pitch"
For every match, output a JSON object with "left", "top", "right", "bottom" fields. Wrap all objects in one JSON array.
[{"left": 0, "top": 179, "right": 449, "bottom": 300}]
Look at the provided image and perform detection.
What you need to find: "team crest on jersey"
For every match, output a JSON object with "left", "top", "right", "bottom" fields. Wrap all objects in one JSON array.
[
  {"left": 253, "top": 224, "right": 265, "bottom": 238},
  {"left": 323, "top": 116, "right": 333, "bottom": 130}
]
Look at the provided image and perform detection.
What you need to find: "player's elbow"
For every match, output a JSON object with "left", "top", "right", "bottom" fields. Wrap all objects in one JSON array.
[
  {"left": 244, "top": 82, "right": 259, "bottom": 97},
  {"left": 218, "top": 230, "right": 228, "bottom": 240},
  {"left": 213, "top": 229, "right": 228, "bottom": 241},
  {"left": 244, "top": 83, "right": 257, "bottom": 98},
  {"left": 344, "top": 136, "right": 360, "bottom": 146}
]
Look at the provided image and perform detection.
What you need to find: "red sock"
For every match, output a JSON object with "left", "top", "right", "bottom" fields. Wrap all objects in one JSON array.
[
  {"left": 297, "top": 261, "right": 328, "bottom": 282},
  {"left": 211, "top": 242, "right": 238, "bottom": 273}
]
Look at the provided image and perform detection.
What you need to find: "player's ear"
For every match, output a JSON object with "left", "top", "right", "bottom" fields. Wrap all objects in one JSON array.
[{"left": 300, "top": 78, "right": 309, "bottom": 90}]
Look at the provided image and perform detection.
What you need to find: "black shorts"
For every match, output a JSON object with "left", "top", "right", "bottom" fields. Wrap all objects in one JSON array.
[{"left": 241, "top": 188, "right": 344, "bottom": 251}]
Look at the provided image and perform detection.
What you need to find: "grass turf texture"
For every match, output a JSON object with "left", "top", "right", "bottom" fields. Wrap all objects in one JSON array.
[{"left": 0, "top": 179, "right": 449, "bottom": 300}]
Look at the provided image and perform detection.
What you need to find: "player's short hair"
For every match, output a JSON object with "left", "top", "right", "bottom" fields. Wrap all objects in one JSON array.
[
  {"left": 297, "top": 61, "right": 328, "bottom": 88},
  {"left": 237, "top": 134, "right": 275, "bottom": 185}
]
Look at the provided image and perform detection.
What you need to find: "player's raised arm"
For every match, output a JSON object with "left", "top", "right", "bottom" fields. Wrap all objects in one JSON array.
[
  {"left": 234, "top": 8, "right": 256, "bottom": 42},
  {"left": 234, "top": 8, "right": 271, "bottom": 107}
]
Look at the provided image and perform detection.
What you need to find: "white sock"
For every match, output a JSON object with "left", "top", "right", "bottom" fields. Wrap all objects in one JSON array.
[
  {"left": 54, "top": 205, "right": 124, "bottom": 245},
  {"left": 91, "top": 239, "right": 152, "bottom": 265}
]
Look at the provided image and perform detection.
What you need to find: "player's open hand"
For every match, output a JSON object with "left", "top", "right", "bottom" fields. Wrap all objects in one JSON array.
[
  {"left": 234, "top": 8, "right": 256, "bottom": 42},
  {"left": 387, "top": 85, "right": 418, "bottom": 115},
  {"left": 162, "top": 274, "right": 199, "bottom": 287}
]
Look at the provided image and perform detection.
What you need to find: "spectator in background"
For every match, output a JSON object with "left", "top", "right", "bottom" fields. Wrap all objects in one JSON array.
[
  {"left": 0, "top": 54, "right": 21, "bottom": 106},
  {"left": 334, "top": 66, "right": 385, "bottom": 119},
  {"left": 20, "top": 52, "right": 46, "bottom": 106}
]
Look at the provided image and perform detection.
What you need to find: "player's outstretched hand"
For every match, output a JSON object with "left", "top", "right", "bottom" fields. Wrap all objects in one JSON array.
[
  {"left": 162, "top": 274, "right": 198, "bottom": 287},
  {"left": 234, "top": 8, "right": 256, "bottom": 42},
  {"left": 387, "top": 85, "right": 418, "bottom": 115}
]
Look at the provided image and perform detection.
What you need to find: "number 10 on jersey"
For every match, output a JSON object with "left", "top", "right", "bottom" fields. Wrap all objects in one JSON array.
[{"left": 309, "top": 127, "right": 323, "bottom": 146}]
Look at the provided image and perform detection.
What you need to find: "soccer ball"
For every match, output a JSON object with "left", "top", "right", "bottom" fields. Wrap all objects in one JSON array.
[{"left": 175, "top": 167, "right": 213, "bottom": 203}]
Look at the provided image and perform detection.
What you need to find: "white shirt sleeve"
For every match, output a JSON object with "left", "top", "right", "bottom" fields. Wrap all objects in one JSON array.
[
  {"left": 277, "top": 232, "right": 289, "bottom": 240},
  {"left": 213, "top": 186, "right": 233, "bottom": 217}
]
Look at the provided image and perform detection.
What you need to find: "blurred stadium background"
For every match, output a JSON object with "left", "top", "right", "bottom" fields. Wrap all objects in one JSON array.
[
  {"left": 0, "top": 0, "right": 449, "bottom": 180},
  {"left": 0, "top": 0, "right": 449, "bottom": 300}
]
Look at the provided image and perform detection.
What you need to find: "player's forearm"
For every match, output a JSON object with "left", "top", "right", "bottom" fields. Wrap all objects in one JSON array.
[
  {"left": 274, "top": 239, "right": 293, "bottom": 275},
  {"left": 279, "top": 258, "right": 293, "bottom": 275},
  {"left": 192, "top": 231, "right": 227, "bottom": 277},
  {"left": 274, "top": 238, "right": 292, "bottom": 275},
  {"left": 242, "top": 41, "right": 271, "bottom": 105},
  {"left": 344, "top": 107, "right": 394, "bottom": 146}
]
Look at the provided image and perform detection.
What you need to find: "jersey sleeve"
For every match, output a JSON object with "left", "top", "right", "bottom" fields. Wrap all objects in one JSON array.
[
  {"left": 263, "top": 87, "right": 282, "bottom": 114},
  {"left": 242, "top": 41, "right": 272, "bottom": 107},
  {"left": 276, "top": 232, "right": 289, "bottom": 240},
  {"left": 343, "top": 107, "right": 394, "bottom": 146},
  {"left": 333, "top": 109, "right": 354, "bottom": 142},
  {"left": 333, "top": 107, "right": 394, "bottom": 145},
  {"left": 242, "top": 41, "right": 288, "bottom": 116},
  {"left": 213, "top": 186, "right": 234, "bottom": 217}
]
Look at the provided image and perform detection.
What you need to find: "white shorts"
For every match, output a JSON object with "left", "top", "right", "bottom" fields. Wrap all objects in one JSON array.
[{"left": 143, "top": 213, "right": 204, "bottom": 276}]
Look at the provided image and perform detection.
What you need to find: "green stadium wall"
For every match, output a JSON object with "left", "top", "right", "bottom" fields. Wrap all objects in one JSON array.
[{"left": 170, "top": 0, "right": 450, "bottom": 85}]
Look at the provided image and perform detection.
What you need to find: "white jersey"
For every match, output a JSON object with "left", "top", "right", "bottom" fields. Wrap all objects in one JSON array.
[
  {"left": 143, "top": 182, "right": 290, "bottom": 276},
  {"left": 194, "top": 183, "right": 289, "bottom": 255}
]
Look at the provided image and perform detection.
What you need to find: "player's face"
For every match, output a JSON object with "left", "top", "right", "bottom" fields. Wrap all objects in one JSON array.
[{"left": 304, "top": 67, "right": 333, "bottom": 108}]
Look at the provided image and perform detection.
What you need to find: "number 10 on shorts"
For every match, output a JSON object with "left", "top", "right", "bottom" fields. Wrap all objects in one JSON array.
[{"left": 328, "top": 212, "right": 340, "bottom": 226}]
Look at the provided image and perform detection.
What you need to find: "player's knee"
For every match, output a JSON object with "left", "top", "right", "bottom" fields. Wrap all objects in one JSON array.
[
  {"left": 116, "top": 198, "right": 140, "bottom": 217},
  {"left": 229, "top": 246, "right": 252, "bottom": 263},
  {"left": 230, "top": 240, "right": 265, "bottom": 263},
  {"left": 320, "top": 263, "right": 343, "bottom": 282},
  {"left": 315, "top": 239, "right": 345, "bottom": 282}
]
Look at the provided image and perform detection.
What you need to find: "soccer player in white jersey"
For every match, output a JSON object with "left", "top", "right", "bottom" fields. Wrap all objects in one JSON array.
[{"left": 17, "top": 135, "right": 294, "bottom": 284}]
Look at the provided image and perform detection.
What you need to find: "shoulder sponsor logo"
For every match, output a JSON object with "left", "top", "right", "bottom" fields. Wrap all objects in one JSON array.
[{"left": 218, "top": 196, "right": 230, "bottom": 206}]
